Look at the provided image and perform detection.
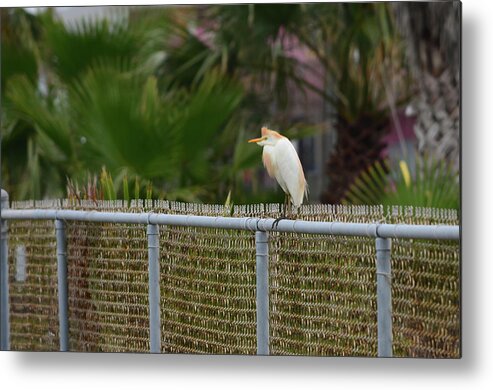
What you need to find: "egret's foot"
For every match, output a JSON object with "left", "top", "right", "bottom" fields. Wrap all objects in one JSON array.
[{"left": 271, "top": 216, "right": 288, "bottom": 230}]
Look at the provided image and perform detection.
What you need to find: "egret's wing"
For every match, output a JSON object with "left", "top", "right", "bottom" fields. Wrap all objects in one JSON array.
[
  {"left": 274, "top": 139, "right": 307, "bottom": 206},
  {"left": 263, "top": 145, "right": 290, "bottom": 194},
  {"left": 262, "top": 147, "right": 277, "bottom": 178}
]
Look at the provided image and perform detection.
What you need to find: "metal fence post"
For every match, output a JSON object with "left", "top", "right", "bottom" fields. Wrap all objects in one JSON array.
[
  {"left": 255, "top": 230, "right": 269, "bottom": 355},
  {"left": 147, "top": 223, "right": 161, "bottom": 353},
  {"left": 55, "top": 219, "right": 69, "bottom": 351},
  {"left": 0, "top": 189, "right": 10, "bottom": 350},
  {"left": 376, "top": 237, "right": 392, "bottom": 357}
]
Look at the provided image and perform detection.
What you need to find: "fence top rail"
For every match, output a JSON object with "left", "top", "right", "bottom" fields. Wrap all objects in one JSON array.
[{"left": 0, "top": 208, "right": 459, "bottom": 240}]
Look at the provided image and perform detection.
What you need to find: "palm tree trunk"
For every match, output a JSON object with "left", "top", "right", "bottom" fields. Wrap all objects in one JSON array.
[
  {"left": 321, "top": 113, "right": 389, "bottom": 204},
  {"left": 392, "top": 2, "right": 460, "bottom": 172}
]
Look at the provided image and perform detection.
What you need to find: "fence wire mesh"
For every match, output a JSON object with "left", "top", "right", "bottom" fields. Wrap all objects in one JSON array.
[
  {"left": 387, "top": 206, "right": 460, "bottom": 358},
  {"left": 6, "top": 200, "right": 459, "bottom": 357},
  {"left": 7, "top": 216, "right": 59, "bottom": 351},
  {"left": 65, "top": 221, "right": 150, "bottom": 352}
]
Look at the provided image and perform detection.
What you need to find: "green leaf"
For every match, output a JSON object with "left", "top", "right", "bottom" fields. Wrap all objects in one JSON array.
[
  {"left": 123, "top": 172, "right": 130, "bottom": 207},
  {"left": 6, "top": 75, "right": 74, "bottom": 159},
  {"left": 43, "top": 15, "right": 143, "bottom": 83},
  {"left": 343, "top": 156, "right": 459, "bottom": 209}
]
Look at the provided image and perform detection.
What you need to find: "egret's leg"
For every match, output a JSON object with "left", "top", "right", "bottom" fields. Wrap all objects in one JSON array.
[
  {"left": 286, "top": 196, "right": 292, "bottom": 218},
  {"left": 283, "top": 193, "right": 289, "bottom": 217},
  {"left": 272, "top": 193, "right": 290, "bottom": 229}
]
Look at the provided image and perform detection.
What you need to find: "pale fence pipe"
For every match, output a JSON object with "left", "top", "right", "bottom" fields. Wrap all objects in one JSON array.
[
  {"left": 1, "top": 209, "right": 459, "bottom": 240},
  {"left": 376, "top": 237, "right": 392, "bottom": 357},
  {"left": 0, "top": 190, "right": 460, "bottom": 355},
  {"left": 0, "top": 189, "right": 9, "bottom": 350},
  {"left": 55, "top": 219, "right": 69, "bottom": 351},
  {"left": 255, "top": 231, "right": 269, "bottom": 355},
  {"left": 147, "top": 223, "right": 161, "bottom": 353}
]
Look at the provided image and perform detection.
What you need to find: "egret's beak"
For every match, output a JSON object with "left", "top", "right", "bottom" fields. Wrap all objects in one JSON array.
[{"left": 248, "top": 136, "right": 265, "bottom": 143}]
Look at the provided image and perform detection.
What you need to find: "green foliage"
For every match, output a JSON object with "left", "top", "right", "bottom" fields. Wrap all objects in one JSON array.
[
  {"left": 2, "top": 8, "right": 250, "bottom": 203},
  {"left": 1, "top": 41, "right": 38, "bottom": 94},
  {"left": 69, "top": 65, "right": 243, "bottom": 195},
  {"left": 211, "top": 4, "right": 304, "bottom": 108},
  {"left": 41, "top": 15, "right": 143, "bottom": 83},
  {"left": 7, "top": 75, "right": 74, "bottom": 157},
  {"left": 299, "top": 3, "right": 408, "bottom": 122},
  {"left": 66, "top": 167, "right": 159, "bottom": 206},
  {"left": 158, "top": 24, "right": 218, "bottom": 88},
  {"left": 123, "top": 172, "right": 130, "bottom": 207},
  {"left": 1, "top": 5, "right": 433, "bottom": 207},
  {"left": 1, "top": 9, "right": 40, "bottom": 92},
  {"left": 100, "top": 167, "right": 116, "bottom": 201},
  {"left": 1, "top": 9, "right": 44, "bottom": 199},
  {"left": 343, "top": 156, "right": 459, "bottom": 209}
]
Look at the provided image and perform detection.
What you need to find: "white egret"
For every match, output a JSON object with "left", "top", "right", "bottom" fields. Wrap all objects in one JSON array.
[{"left": 248, "top": 127, "right": 308, "bottom": 220}]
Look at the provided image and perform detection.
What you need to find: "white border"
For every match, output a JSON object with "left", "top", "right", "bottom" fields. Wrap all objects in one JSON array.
[{"left": 2, "top": 1, "right": 492, "bottom": 390}]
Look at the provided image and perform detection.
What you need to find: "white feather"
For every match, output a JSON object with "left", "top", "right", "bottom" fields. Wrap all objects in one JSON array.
[{"left": 264, "top": 138, "right": 306, "bottom": 207}]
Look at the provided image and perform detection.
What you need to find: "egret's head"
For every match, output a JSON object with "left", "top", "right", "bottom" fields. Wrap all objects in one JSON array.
[{"left": 248, "top": 127, "right": 282, "bottom": 146}]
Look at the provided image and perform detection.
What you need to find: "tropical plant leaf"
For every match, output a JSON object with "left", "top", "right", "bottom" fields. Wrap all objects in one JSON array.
[
  {"left": 42, "top": 14, "right": 143, "bottom": 83},
  {"left": 6, "top": 74, "right": 74, "bottom": 159},
  {"left": 343, "top": 155, "right": 459, "bottom": 209}
]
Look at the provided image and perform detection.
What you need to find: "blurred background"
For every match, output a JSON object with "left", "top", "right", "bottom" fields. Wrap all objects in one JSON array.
[{"left": 1, "top": 2, "right": 460, "bottom": 208}]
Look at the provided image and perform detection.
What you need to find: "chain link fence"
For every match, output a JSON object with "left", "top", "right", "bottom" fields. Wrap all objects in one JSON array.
[{"left": 5, "top": 200, "right": 459, "bottom": 357}]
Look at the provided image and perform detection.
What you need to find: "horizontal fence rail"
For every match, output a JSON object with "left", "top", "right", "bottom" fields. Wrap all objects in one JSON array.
[
  {"left": 0, "top": 196, "right": 460, "bottom": 356},
  {"left": 1, "top": 209, "right": 460, "bottom": 240}
]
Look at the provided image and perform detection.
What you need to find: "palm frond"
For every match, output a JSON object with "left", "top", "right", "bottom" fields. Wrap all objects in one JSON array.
[
  {"left": 6, "top": 74, "right": 74, "bottom": 158},
  {"left": 42, "top": 14, "right": 143, "bottom": 83},
  {"left": 343, "top": 155, "right": 459, "bottom": 209}
]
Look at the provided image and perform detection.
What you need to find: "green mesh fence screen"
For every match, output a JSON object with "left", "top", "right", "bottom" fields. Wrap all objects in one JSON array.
[{"left": 6, "top": 200, "right": 459, "bottom": 357}]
